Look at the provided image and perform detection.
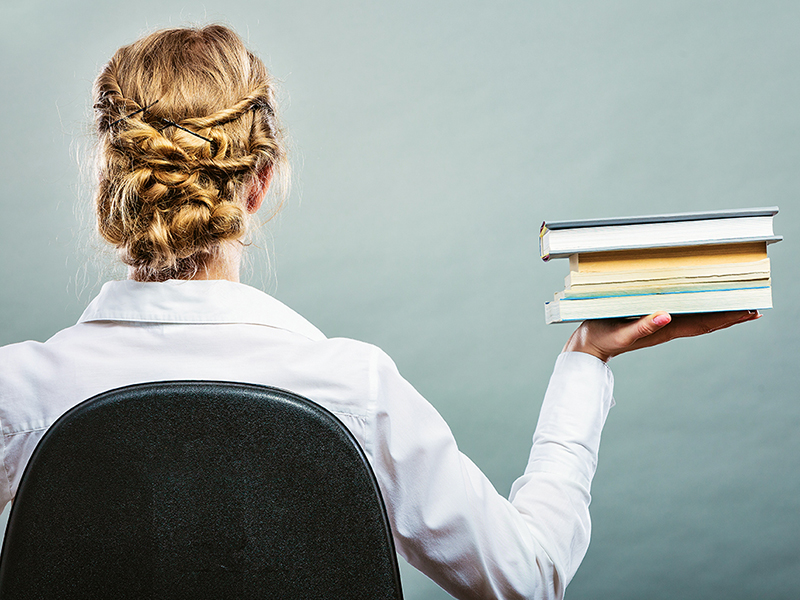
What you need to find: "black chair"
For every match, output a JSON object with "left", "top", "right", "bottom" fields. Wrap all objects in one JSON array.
[{"left": 0, "top": 381, "right": 403, "bottom": 599}]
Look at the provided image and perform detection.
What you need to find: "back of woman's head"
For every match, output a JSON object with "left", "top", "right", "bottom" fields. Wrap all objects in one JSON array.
[{"left": 93, "top": 25, "right": 286, "bottom": 281}]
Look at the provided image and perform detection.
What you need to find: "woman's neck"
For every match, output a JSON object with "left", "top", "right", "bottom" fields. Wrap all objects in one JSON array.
[
  {"left": 128, "top": 243, "right": 244, "bottom": 283},
  {"left": 190, "top": 251, "right": 242, "bottom": 282}
]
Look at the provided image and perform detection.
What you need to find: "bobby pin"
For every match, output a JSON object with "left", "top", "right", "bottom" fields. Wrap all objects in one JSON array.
[
  {"left": 109, "top": 98, "right": 216, "bottom": 153},
  {"left": 109, "top": 100, "right": 160, "bottom": 127},
  {"left": 157, "top": 118, "right": 215, "bottom": 148}
]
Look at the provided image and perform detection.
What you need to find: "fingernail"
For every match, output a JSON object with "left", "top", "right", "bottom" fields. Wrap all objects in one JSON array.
[
  {"left": 653, "top": 314, "right": 671, "bottom": 326},
  {"left": 737, "top": 312, "right": 760, "bottom": 324}
]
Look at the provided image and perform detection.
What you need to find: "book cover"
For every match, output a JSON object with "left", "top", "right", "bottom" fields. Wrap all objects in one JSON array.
[{"left": 542, "top": 206, "right": 779, "bottom": 231}]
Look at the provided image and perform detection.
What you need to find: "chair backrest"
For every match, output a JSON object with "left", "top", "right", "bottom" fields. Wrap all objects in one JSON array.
[{"left": 0, "top": 381, "right": 403, "bottom": 599}]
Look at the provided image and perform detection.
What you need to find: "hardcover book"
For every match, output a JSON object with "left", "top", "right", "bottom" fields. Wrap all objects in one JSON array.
[{"left": 540, "top": 207, "right": 781, "bottom": 260}]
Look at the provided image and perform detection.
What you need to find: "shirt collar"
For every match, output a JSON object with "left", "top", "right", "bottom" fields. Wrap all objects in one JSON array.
[{"left": 78, "top": 280, "right": 326, "bottom": 341}]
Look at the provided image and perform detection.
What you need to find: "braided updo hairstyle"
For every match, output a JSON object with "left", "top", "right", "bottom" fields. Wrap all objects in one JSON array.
[{"left": 93, "top": 25, "right": 287, "bottom": 281}]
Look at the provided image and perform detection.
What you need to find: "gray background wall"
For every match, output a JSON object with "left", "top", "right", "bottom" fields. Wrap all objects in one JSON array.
[{"left": 1, "top": 1, "right": 798, "bottom": 598}]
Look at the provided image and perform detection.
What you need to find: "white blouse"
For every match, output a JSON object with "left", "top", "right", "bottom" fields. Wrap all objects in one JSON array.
[{"left": 0, "top": 279, "right": 614, "bottom": 600}]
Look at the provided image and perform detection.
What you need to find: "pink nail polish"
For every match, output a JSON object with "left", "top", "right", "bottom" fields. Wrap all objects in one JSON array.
[{"left": 653, "top": 314, "right": 671, "bottom": 326}]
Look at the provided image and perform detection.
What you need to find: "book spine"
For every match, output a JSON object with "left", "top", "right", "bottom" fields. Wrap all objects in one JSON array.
[{"left": 539, "top": 222, "right": 550, "bottom": 260}]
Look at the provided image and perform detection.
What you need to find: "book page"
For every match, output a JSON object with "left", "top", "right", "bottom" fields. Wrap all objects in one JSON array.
[{"left": 570, "top": 241, "right": 768, "bottom": 273}]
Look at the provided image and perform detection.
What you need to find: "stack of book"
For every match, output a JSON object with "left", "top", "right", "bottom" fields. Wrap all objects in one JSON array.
[{"left": 540, "top": 207, "right": 781, "bottom": 324}]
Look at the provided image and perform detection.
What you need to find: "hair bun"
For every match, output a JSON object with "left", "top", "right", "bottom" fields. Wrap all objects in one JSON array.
[{"left": 93, "top": 25, "right": 288, "bottom": 281}]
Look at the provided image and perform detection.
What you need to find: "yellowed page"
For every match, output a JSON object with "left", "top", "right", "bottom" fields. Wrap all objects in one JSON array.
[
  {"left": 566, "top": 258, "right": 771, "bottom": 287},
  {"left": 571, "top": 241, "right": 768, "bottom": 273}
]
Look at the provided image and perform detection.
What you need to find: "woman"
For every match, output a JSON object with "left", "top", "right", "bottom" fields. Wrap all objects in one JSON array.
[{"left": 0, "top": 25, "right": 757, "bottom": 600}]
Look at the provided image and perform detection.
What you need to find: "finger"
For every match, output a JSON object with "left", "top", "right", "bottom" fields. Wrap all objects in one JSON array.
[
  {"left": 641, "top": 312, "right": 672, "bottom": 335},
  {"left": 664, "top": 310, "right": 757, "bottom": 339},
  {"left": 619, "top": 312, "right": 673, "bottom": 346},
  {"left": 598, "top": 310, "right": 762, "bottom": 359},
  {"left": 704, "top": 310, "right": 760, "bottom": 333}
]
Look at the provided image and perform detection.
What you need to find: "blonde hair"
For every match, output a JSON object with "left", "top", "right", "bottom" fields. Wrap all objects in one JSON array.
[{"left": 92, "top": 25, "right": 287, "bottom": 281}]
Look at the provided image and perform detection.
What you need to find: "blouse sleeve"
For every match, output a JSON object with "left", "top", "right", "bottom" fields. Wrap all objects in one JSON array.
[{"left": 366, "top": 349, "right": 615, "bottom": 600}]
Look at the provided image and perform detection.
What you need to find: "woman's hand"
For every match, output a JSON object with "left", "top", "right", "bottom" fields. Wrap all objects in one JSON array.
[{"left": 563, "top": 310, "right": 761, "bottom": 362}]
